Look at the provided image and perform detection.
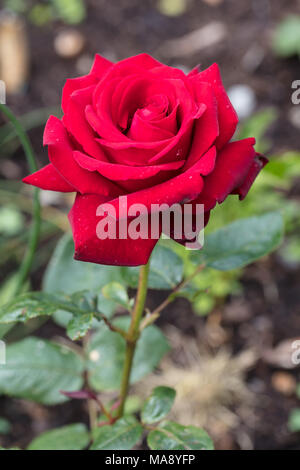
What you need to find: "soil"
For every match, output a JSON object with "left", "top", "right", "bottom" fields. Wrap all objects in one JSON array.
[{"left": 0, "top": 0, "right": 300, "bottom": 450}]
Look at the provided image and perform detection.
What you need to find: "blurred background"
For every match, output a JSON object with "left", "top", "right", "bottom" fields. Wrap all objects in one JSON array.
[{"left": 0, "top": 0, "right": 300, "bottom": 450}]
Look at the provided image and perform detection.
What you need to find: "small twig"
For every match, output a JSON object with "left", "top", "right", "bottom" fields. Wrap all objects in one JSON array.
[
  {"left": 94, "top": 313, "right": 127, "bottom": 339},
  {"left": 140, "top": 264, "right": 205, "bottom": 330}
]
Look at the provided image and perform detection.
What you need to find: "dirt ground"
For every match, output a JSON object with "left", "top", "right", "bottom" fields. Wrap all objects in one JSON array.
[{"left": 1, "top": 0, "right": 300, "bottom": 450}]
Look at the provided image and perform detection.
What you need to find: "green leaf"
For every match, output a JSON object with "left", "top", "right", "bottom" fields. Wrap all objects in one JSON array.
[
  {"left": 87, "top": 317, "right": 169, "bottom": 391},
  {"left": 142, "top": 386, "right": 176, "bottom": 424},
  {"left": 195, "top": 212, "right": 284, "bottom": 271},
  {"left": 0, "top": 292, "right": 83, "bottom": 324},
  {"left": 288, "top": 409, "right": 300, "bottom": 432},
  {"left": 44, "top": 234, "right": 123, "bottom": 294},
  {"left": 273, "top": 16, "right": 300, "bottom": 58},
  {"left": 28, "top": 424, "right": 89, "bottom": 450},
  {"left": 67, "top": 313, "right": 95, "bottom": 341},
  {"left": 91, "top": 416, "right": 143, "bottom": 450},
  {"left": 122, "top": 244, "right": 183, "bottom": 290},
  {"left": 147, "top": 421, "right": 214, "bottom": 450},
  {"left": 43, "top": 234, "right": 122, "bottom": 326},
  {"left": 0, "top": 337, "right": 84, "bottom": 405},
  {"left": 102, "top": 282, "right": 130, "bottom": 309}
]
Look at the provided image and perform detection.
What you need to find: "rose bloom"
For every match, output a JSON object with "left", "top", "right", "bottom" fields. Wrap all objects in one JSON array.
[{"left": 24, "top": 54, "right": 266, "bottom": 266}]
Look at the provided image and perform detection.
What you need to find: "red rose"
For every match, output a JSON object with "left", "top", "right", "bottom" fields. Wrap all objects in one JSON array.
[{"left": 24, "top": 53, "right": 266, "bottom": 266}]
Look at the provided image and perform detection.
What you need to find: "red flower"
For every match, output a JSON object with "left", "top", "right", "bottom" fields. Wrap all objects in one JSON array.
[{"left": 23, "top": 54, "right": 267, "bottom": 266}]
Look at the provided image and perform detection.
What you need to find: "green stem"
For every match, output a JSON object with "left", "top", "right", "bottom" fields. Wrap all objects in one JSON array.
[
  {"left": 116, "top": 261, "right": 150, "bottom": 418},
  {"left": 0, "top": 104, "right": 41, "bottom": 295}
]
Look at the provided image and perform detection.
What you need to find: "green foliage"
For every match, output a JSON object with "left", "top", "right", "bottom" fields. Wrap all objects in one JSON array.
[
  {"left": 194, "top": 212, "right": 284, "bottom": 271},
  {"left": 102, "top": 282, "right": 132, "bottom": 310},
  {"left": 176, "top": 133, "right": 299, "bottom": 316},
  {"left": 87, "top": 317, "right": 170, "bottom": 391},
  {"left": 0, "top": 292, "right": 88, "bottom": 324},
  {"left": 43, "top": 235, "right": 184, "bottom": 328},
  {"left": 147, "top": 421, "right": 214, "bottom": 450},
  {"left": 28, "top": 424, "right": 89, "bottom": 450},
  {"left": 67, "top": 313, "right": 95, "bottom": 341},
  {"left": 0, "top": 290, "right": 104, "bottom": 340},
  {"left": 191, "top": 268, "right": 241, "bottom": 316},
  {"left": 44, "top": 234, "right": 123, "bottom": 296},
  {"left": 91, "top": 416, "right": 143, "bottom": 450},
  {"left": 43, "top": 233, "right": 121, "bottom": 326},
  {"left": 142, "top": 386, "right": 176, "bottom": 424},
  {"left": 0, "top": 337, "right": 84, "bottom": 405},
  {"left": 273, "top": 16, "right": 300, "bottom": 58},
  {"left": 122, "top": 244, "right": 184, "bottom": 290}
]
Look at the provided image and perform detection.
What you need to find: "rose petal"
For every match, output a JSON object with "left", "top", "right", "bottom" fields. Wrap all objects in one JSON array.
[
  {"left": 44, "top": 116, "right": 122, "bottom": 197},
  {"left": 73, "top": 150, "right": 185, "bottom": 191},
  {"left": 63, "top": 86, "right": 108, "bottom": 161},
  {"left": 73, "top": 150, "right": 184, "bottom": 179},
  {"left": 69, "top": 194, "right": 159, "bottom": 266},
  {"left": 232, "top": 153, "right": 268, "bottom": 200},
  {"left": 107, "top": 146, "right": 216, "bottom": 219},
  {"left": 127, "top": 112, "right": 174, "bottom": 142},
  {"left": 90, "top": 54, "right": 113, "bottom": 79},
  {"left": 193, "top": 63, "right": 238, "bottom": 149},
  {"left": 62, "top": 54, "right": 112, "bottom": 112},
  {"left": 62, "top": 74, "right": 97, "bottom": 115},
  {"left": 23, "top": 163, "right": 75, "bottom": 192},
  {"left": 196, "top": 138, "right": 257, "bottom": 211},
  {"left": 96, "top": 103, "right": 206, "bottom": 166},
  {"left": 185, "top": 82, "right": 219, "bottom": 169}
]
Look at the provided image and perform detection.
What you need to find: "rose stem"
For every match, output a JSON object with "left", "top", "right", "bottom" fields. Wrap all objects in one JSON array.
[
  {"left": 116, "top": 260, "right": 150, "bottom": 418},
  {"left": 0, "top": 104, "right": 41, "bottom": 295}
]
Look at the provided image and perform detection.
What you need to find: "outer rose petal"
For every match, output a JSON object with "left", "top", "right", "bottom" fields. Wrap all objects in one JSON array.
[
  {"left": 63, "top": 86, "right": 108, "bottom": 161},
  {"left": 191, "top": 63, "right": 238, "bottom": 149},
  {"left": 197, "top": 138, "right": 257, "bottom": 211},
  {"left": 62, "top": 54, "right": 112, "bottom": 112},
  {"left": 99, "top": 54, "right": 163, "bottom": 84},
  {"left": 90, "top": 54, "right": 113, "bottom": 79},
  {"left": 44, "top": 116, "right": 122, "bottom": 197},
  {"left": 233, "top": 153, "right": 268, "bottom": 199},
  {"left": 69, "top": 194, "right": 159, "bottom": 266},
  {"left": 23, "top": 163, "right": 75, "bottom": 192}
]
